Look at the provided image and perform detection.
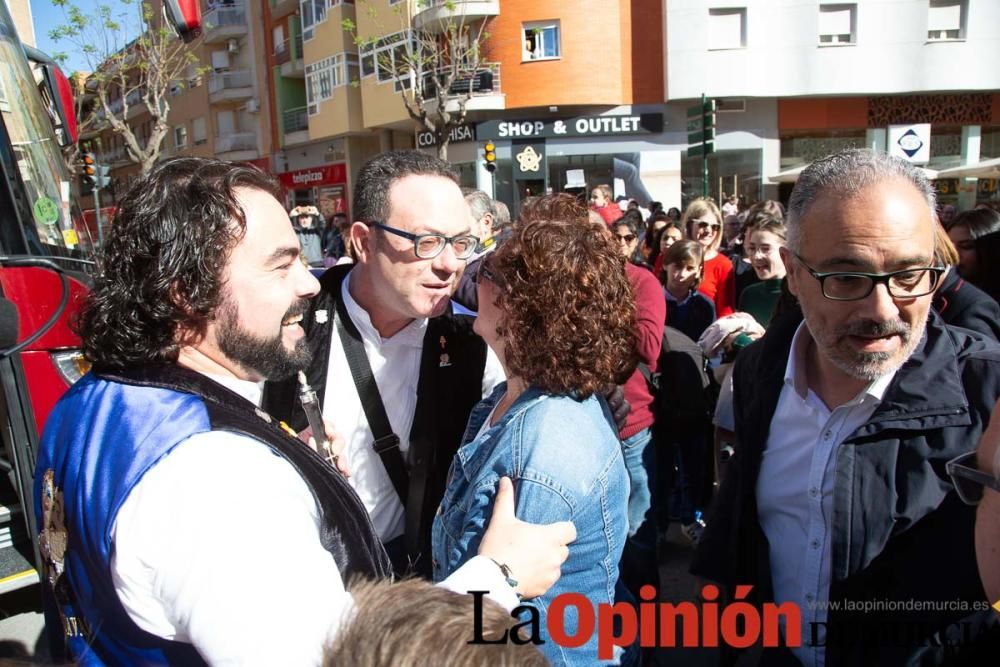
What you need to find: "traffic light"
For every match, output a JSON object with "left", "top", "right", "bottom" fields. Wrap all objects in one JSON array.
[
  {"left": 483, "top": 140, "right": 496, "bottom": 172},
  {"left": 96, "top": 164, "right": 112, "bottom": 190},
  {"left": 79, "top": 153, "right": 96, "bottom": 196}
]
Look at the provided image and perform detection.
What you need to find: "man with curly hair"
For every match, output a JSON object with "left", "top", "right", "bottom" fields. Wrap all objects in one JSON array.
[{"left": 34, "top": 157, "right": 574, "bottom": 665}]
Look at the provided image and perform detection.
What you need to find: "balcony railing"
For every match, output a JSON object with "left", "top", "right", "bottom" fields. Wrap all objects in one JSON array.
[
  {"left": 421, "top": 62, "right": 500, "bottom": 100},
  {"left": 101, "top": 146, "right": 129, "bottom": 165},
  {"left": 205, "top": 2, "right": 246, "bottom": 28},
  {"left": 283, "top": 106, "right": 308, "bottom": 134},
  {"left": 215, "top": 131, "right": 257, "bottom": 154},
  {"left": 208, "top": 70, "right": 253, "bottom": 94},
  {"left": 274, "top": 32, "right": 303, "bottom": 65}
]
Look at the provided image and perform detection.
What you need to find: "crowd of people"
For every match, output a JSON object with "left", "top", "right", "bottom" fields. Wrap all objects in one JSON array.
[{"left": 32, "top": 148, "right": 1000, "bottom": 666}]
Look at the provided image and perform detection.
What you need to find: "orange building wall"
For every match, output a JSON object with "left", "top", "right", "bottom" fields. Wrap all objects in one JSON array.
[
  {"left": 490, "top": 0, "right": 632, "bottom": 110},
  {"left": 625, "top": 0, "right": 663, "bottom": 104},
  {"left": 778, "top": 98, "right": 869, "bottom": 130}
]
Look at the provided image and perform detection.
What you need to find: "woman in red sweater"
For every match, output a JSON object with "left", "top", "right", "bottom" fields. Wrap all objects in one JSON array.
[{"left": 682, "top": 197, "right": 735, "bottom": 317}]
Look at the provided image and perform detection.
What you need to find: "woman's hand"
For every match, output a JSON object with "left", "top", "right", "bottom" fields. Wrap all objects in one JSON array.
[{"left": 478, "top": 477, "right": 577, "bottom": 599}]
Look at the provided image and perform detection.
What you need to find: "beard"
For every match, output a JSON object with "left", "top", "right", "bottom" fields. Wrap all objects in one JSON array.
[
  {"left": 808, "top": 313, "right": 927, "bottom": 382},
  {"left": 215, "top": 297, "right": 313, "bottom": 381}
]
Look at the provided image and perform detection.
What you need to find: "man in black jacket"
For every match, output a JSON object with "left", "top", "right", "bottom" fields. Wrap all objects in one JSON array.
[
  {"left": 264, "top": 151, "right": 505, "bottom": 575},
  {"left": 692, "top": 149, "right": 1000, "bottom": 666}
]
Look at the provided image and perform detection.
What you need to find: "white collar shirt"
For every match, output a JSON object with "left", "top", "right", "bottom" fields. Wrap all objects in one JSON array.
[
  {"left": 323, "top": 273, "right": 427, "bottom": 542},
  {"left": 755, "top": 321, "right": 895, "bottom": 667}
]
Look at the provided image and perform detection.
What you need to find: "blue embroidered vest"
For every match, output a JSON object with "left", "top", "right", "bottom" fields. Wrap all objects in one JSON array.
[{"left": 34, "top": 365, "right": 390, "bottom": 666}]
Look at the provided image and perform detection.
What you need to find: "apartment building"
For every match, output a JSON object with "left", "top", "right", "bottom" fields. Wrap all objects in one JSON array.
[
  {"left": 666, "top": 0, "right": 1000, "bottom": 208},
  {"left": 84, "top": 0, "right": 272, "bottom": 202},
  {"left": 271, "top": 0, "right": 666, "bottom": 214}
]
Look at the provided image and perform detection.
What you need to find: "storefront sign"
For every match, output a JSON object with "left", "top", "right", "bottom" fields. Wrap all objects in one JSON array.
[
  {"left": 278, "top": 163, "right": 347, "bottom": 189},
  {"left": 888, "top": 124, "right": 931, "bottom": 164},
  {"left": 476, "top": 114, "right": 663, "bottom": 141},
  {"left": 512, "top": 140, "right": 547, "bottom": 182},
  {"left": 416, "top": 123, "right": 475, "bottom": 148}
]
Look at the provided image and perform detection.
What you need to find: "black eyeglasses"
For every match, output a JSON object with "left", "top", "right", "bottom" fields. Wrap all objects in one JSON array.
[
  {"left": 471, "top": 256, "right": 500, "bottom": 285},
  {"left": 615, "top": 233, "right": 636, "bottom": 243},
  {"left": 370, "top": 221, "right": 479, "bottom": 260},
  {"left": 694, "top": 220, "right": 722, "bottom": 232},
  {"left": 947, "top": 452, "right": 1000, "bottom": 505},
  {"left": 790, "top": 251, "right": 944, "bottom": 302}
]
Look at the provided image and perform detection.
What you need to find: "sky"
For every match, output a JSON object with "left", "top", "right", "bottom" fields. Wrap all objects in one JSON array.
[{"left": 29, "top": 0, "right": 138, "bottom": 74}]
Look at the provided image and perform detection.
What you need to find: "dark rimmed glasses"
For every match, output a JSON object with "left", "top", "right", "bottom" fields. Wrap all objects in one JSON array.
[
  {"left": 789, "top": 251, "right": 944, "bottom": 302},
  {"left": 947, "top": 452, "right": 1000, "bottom": 505},
  {"left": 471, "top": 255, "right": 500, "bottom": 286},
  {"left": 370, "top": 221, "right": 479, "bottom": 260},
  {"left": 615, "top": 233, "right": 637, "bottom": 244}
]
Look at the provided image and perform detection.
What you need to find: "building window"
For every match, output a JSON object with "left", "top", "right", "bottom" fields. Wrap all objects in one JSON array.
[
  {"left": 301, "top": 0, "right": 356, "bottom": 40},
  {"left": 193, "top": 117, "right": 207, "bottom": 145},
  {"left": 305, "top": 52, "right": 360, "bottom": 115},
  {"left": 708, "top": 7, "right": 747, "bottom": 50},
  {"left": 818, "top": 4, "right": 856, "bottom": 45},
  {"left": 174, "top": 124, "right": 187, "bottom": 149},
  {"left": 927, "top": 0, "right": 966, "bottom": 41},
  {"left": 522, "top": 21, "right": 561, "bottom": 61},
  {"left": 359, "top": 32, "right": 415, "bottom": 91}
]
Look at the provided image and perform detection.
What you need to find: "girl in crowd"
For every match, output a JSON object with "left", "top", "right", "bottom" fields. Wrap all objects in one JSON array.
[
  {"left": 739, "top": 217, "right": 788, "bottom": 328},
  {"left": 590, "top": 183, "right": 623, "bottom": 225},
  {"left": 433, "top": 196, "right": 635, "bottom": 666},
  {"left": 661, "top": 240, "right": 716, "bottom": 343},
  {"left": 682, "top": 198, "right": 736, "bottom": 317},
  {"left": 947, "top": 208, "right": 1000, "bottom": 301}
]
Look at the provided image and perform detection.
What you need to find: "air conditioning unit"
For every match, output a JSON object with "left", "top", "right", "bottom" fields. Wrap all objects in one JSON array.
[
  {"left": 246, "top": 99, "right": 260, "bottom": 113},
  {"left": 227, "top": 39, "right": 240, "bottom": 54}
]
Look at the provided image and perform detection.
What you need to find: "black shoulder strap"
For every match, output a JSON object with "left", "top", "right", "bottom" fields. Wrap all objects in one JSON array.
[{"left": 332, "top": 293, "right": 410, "bottom": 506}]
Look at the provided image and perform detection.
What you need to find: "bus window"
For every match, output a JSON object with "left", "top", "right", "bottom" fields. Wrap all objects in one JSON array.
[{"left": 0, "top": 3, "right": 95, "bottom": 262}]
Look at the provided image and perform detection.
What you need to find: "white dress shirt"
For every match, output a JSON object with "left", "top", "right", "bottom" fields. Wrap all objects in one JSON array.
[
  {"left": 755, "top": 322, "right": 895, "bottom": 667},
  {"left": 112, "top": 371, "right": 515, "bottom": 666},
  {"left": 323, "top": 274, "right": 504, "bottom": 541}
]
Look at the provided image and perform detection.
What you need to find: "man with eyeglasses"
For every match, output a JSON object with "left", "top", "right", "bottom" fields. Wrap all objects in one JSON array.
[
  {"left": 264, "top": 151, "right": 519, "bottom": 578},
  {"left": 692, "top": 149, "right": 1000, "bottom": 666}
]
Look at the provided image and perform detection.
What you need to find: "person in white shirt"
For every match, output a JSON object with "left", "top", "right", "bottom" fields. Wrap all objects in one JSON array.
[
  {"left": 35, "top": 157, "right": 575, "bottom": 666},
  {"left": 264, "top": 152, "right": 513, "bottom": 575}
]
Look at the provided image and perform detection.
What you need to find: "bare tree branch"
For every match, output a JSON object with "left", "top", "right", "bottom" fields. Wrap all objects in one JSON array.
[{"left": 345, "top": 0, "right": 494, "bottom": 160}]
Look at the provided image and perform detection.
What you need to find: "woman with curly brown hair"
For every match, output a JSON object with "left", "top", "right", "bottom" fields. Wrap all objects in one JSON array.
[{"left": 432, "top": 195, "right": 637, "bottom": 666}]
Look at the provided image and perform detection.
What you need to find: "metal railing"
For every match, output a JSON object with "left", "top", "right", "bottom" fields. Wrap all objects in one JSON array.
[
  {"left": 208, "top": 70, "right": 253, "bottom": 94},
  {"left": 421, "top": 62, "right": 500, "bottom": 100},
  {"left": 215, "top": 131, "right": 257, "bottom": 153},
  {"left": 204, "top": 3, "right": 247, "bottom": 31},
  {"left": 273, "top": 31, "right": 303, "bottom": 65},
  {"left": 283, "top": 106, "right": 308, "bottom": 133}
]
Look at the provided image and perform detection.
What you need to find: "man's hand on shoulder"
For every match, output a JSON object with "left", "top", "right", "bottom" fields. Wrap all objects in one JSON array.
[{"left": 478, "top": 477, "right": 577, "bottom": 599}]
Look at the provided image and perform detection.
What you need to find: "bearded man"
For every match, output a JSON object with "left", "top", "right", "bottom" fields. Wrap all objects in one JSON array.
[{"left": 692, "top": 149, "right": 1000, "bottom": 666}]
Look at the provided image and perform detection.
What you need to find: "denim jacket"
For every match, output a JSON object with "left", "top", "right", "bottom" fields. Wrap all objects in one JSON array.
[{"left": 432, "top": 383, "right": 629, "bottom": 666}]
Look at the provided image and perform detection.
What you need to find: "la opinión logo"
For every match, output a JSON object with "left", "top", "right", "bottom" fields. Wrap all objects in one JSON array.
[{"left": 469, "top": 584, "right": 801, "bottom": 659}]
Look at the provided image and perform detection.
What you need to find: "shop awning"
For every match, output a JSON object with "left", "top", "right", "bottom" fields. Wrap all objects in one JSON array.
[
  {"left": 770, "top": 163, "right": 939, "bottom": 183},
  {"left": 933, "top": 157, "right": 1000, "bottom": 179}
]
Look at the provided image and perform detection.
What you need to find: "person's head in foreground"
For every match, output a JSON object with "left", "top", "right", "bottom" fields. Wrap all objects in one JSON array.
[{"left": 474, "top": 193, "right": 637, "bottom": 395}]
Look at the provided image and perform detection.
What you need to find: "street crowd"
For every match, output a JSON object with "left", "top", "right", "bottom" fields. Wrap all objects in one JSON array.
[{"left": 33, "top": 148, "right": 1000, "bottom": 666}]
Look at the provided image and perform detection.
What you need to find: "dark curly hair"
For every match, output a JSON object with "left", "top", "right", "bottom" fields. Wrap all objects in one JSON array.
[
  {"left": 77, "top": 157, "right": 282, "bottom": 369},
  {"left": 488, "top": 194, "right": 638, "bottom": 398}
]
